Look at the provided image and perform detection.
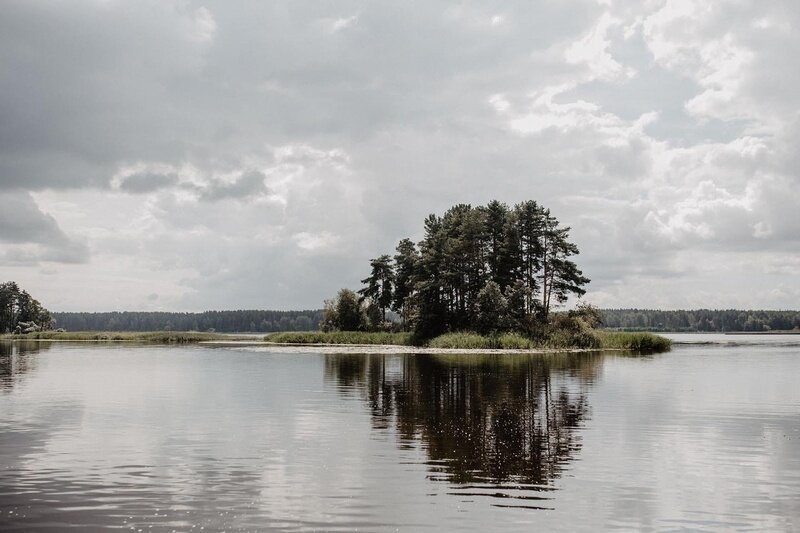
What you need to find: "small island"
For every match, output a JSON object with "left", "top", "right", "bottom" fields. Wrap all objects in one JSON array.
[{"left": 267, "top": 200, "right": 670, "bottom": 353}]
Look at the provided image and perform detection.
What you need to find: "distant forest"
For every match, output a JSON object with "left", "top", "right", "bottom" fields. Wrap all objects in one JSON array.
[
  {"left": 52, "top": 310, "right": 323, "bottom": 333},
  {"left": 600, "top": 309, "right": 800, "bottom": 332},
  {"left": 48, "top": 308, "right": 800, "bottom": 333}
]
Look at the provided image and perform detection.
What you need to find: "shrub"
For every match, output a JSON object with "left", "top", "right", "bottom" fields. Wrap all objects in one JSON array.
[{"left": 595, "top": 331, "right": 671, "bottom": 352}]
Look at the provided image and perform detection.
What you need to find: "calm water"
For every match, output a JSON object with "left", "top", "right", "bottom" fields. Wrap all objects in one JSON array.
[{"left": 1, "top": 337, "right": 799, "bottom": 532}]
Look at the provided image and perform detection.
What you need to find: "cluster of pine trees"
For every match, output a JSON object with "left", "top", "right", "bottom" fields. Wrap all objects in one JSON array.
[
  {"left": 53, "top": 310, "right": 323, "bottom": 333},
  {"left": 601, "top": 309, "right": 800, "bottom": 332},
  {"left": 0, "top": 282, "right": 54, "bottom": 333},
  {"left": 326, "top": 200, "right": 590, "bottom": 338}
]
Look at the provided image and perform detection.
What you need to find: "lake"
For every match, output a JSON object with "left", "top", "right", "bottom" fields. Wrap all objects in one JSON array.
[{"left": 1, "top": 335, "right": 799, "bottom": 531}]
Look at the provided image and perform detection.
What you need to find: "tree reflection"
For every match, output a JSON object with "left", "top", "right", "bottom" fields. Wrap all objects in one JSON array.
[
  {"left": 0, "top": 340, "right": 51, "bottom": 390},
  {"left": 325, "top": 352, "right": 602, "bottom": 486}
]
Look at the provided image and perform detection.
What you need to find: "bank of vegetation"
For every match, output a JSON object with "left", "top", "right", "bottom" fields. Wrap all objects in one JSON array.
[
  {"left": 1, "top": 331, "right": 245, "bottom": 343},
  {"left": 266, "top": 329, "right": 670, "bottom": 352}
]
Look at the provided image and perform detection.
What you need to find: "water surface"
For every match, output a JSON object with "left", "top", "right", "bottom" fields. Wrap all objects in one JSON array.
[{"left": 1, "top": 337, "right": 798, "bottom": 531}]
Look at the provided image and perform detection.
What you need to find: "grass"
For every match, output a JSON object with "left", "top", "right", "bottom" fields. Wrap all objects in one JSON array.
[
  {"left": 265, "top": 329, "right": 670, "bottom": 353},
  {"left": 593, "top": 331, "right": 672, "bottom": 352},
  {"left": 265, "top": 331, "right": 414, "bottom": 345},
  {"left": 427, "top": 332, "right": 537, "bottom": 349},
  {"left": 267, "top": 331, "right": 537, "bottom": 349},
  {"left": 427, "top": 332, "right": 492, "bottom": 349},
  {"left": 0, "top": 331, "right": 244, "bottom": 343}
]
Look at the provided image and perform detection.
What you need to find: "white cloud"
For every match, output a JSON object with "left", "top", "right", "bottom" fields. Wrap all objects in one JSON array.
[
  {"left": 293, "top": 231, "right": 340, "bottom": 252},
  {"left": 565, "top": 12, "right": 634, "bottom": 81},
  {"left": 324, "top": 14, "right": 359, "bottom": 34},
  {"left": 188, "top": 6, "right": 217, "bottom": 43}
]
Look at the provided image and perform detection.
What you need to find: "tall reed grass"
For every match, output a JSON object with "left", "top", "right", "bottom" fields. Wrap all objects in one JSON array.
[
  {"left": 265, "top": 331, "right": 413, "bottom": 345},
  {"left": 592, "top": 331, "right": 672, "bottom": 352}
]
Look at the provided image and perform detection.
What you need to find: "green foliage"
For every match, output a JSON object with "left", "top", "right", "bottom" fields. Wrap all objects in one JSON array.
[
  {"left": 474, "top": 281, "right": 508, "bottom": 335},
  {"left": 594, "top": 331, "right": 672, "bottom": 352},
  {"left": 351, "top": 199, "right": 590, "bottom": 341},
  {"left": 526, "top": 303, "right": 605, "bottom": 348},
  {"left": 427, "top": 332, "right": 537, "bottom": 349},
  {"left": 495, "top": 332, "right": 536, "bottom": 349},
  {"left": 0, "top": 281, "right": 53, "bottom": 334},
  {"left": 425, "top": 330, "right": 669, "bottom": 352},
  {"left": 359, "top": 255, "right": 395, "bottom": 321},
  {"left": 265, "top": 331, "right": 413, "bottom": 345},
  {"left": 392, "top": 238, "right": 419, "bottom": 327},
  {"left": 321, "top": 289, "right": 368, "bottom": 332},
  {"left": 428, "top": 332, "right": 494, "bottom": 349}
]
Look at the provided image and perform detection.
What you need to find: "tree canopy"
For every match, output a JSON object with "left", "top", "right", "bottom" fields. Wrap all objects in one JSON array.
[
  {"left": 336, "top": 200, "right": 591, "bottom": 338},
  {"left": 0, "top": 282, "right": 54, "bottom": 333}
]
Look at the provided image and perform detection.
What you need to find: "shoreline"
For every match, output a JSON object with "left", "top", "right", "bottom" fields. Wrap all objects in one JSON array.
[
  {"left": 0, "top": 337, "right": 633, "bottom": 355},
  {"left": 1, "top": 330, "right": 672, "bottom": 353},
  {"left": 200, "top": 340, "right": 631, "bottom": 355}
]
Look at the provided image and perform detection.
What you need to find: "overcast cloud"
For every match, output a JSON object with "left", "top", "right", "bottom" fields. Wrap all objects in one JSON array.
[{"left": 1, "top": 0, "right": 798, "bottom": 311}]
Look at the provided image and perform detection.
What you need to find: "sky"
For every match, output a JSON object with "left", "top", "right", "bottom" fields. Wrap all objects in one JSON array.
[{"left": 1, "top": 0, "right": 798, "bottom": 312}]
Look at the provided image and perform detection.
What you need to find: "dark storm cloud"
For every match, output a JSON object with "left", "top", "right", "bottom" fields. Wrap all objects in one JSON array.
[
  {"left": 0, "top": 192, "right": 89, "bottom": 264},
  {"left": 0, "top": 0, "right": 597, "bottom": 192}
]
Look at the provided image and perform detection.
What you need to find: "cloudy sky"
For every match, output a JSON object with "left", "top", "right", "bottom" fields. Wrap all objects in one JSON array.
[{"left": 1, "top": 0, "right": 798, "bottom": 312}]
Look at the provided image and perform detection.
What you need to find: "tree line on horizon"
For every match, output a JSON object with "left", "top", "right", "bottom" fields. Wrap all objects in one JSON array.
[
  {"left": 45, "top": 308, "right": 800, "bottom": 334},
  {"left": 600, "top": 309, "right": 800, "bottom": 332},
  {"left": 52, "top": 310, "right": 323, "bottom": 333},
  {"left": 323, "top": 200, "right": 591, "bottom": 338}
]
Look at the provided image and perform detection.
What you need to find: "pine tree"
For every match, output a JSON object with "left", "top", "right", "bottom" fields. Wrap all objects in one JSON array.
[
  {"left": 392, "top": 238, "right": 419, "bottom": 328},
  {"left": 358, "top": 255, "right": 395, "bottom": 321}
]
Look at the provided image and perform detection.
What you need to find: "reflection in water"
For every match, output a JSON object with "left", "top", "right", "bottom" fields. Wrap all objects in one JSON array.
[
  {"left": 0, "top": 341, "right": 51, "bottom": 390},
  {"left": 0, "top": 342, "right": 799, "bottom": 531},
  {"left": 325, "top": 352, "right": 602, "bottom": 502}
]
